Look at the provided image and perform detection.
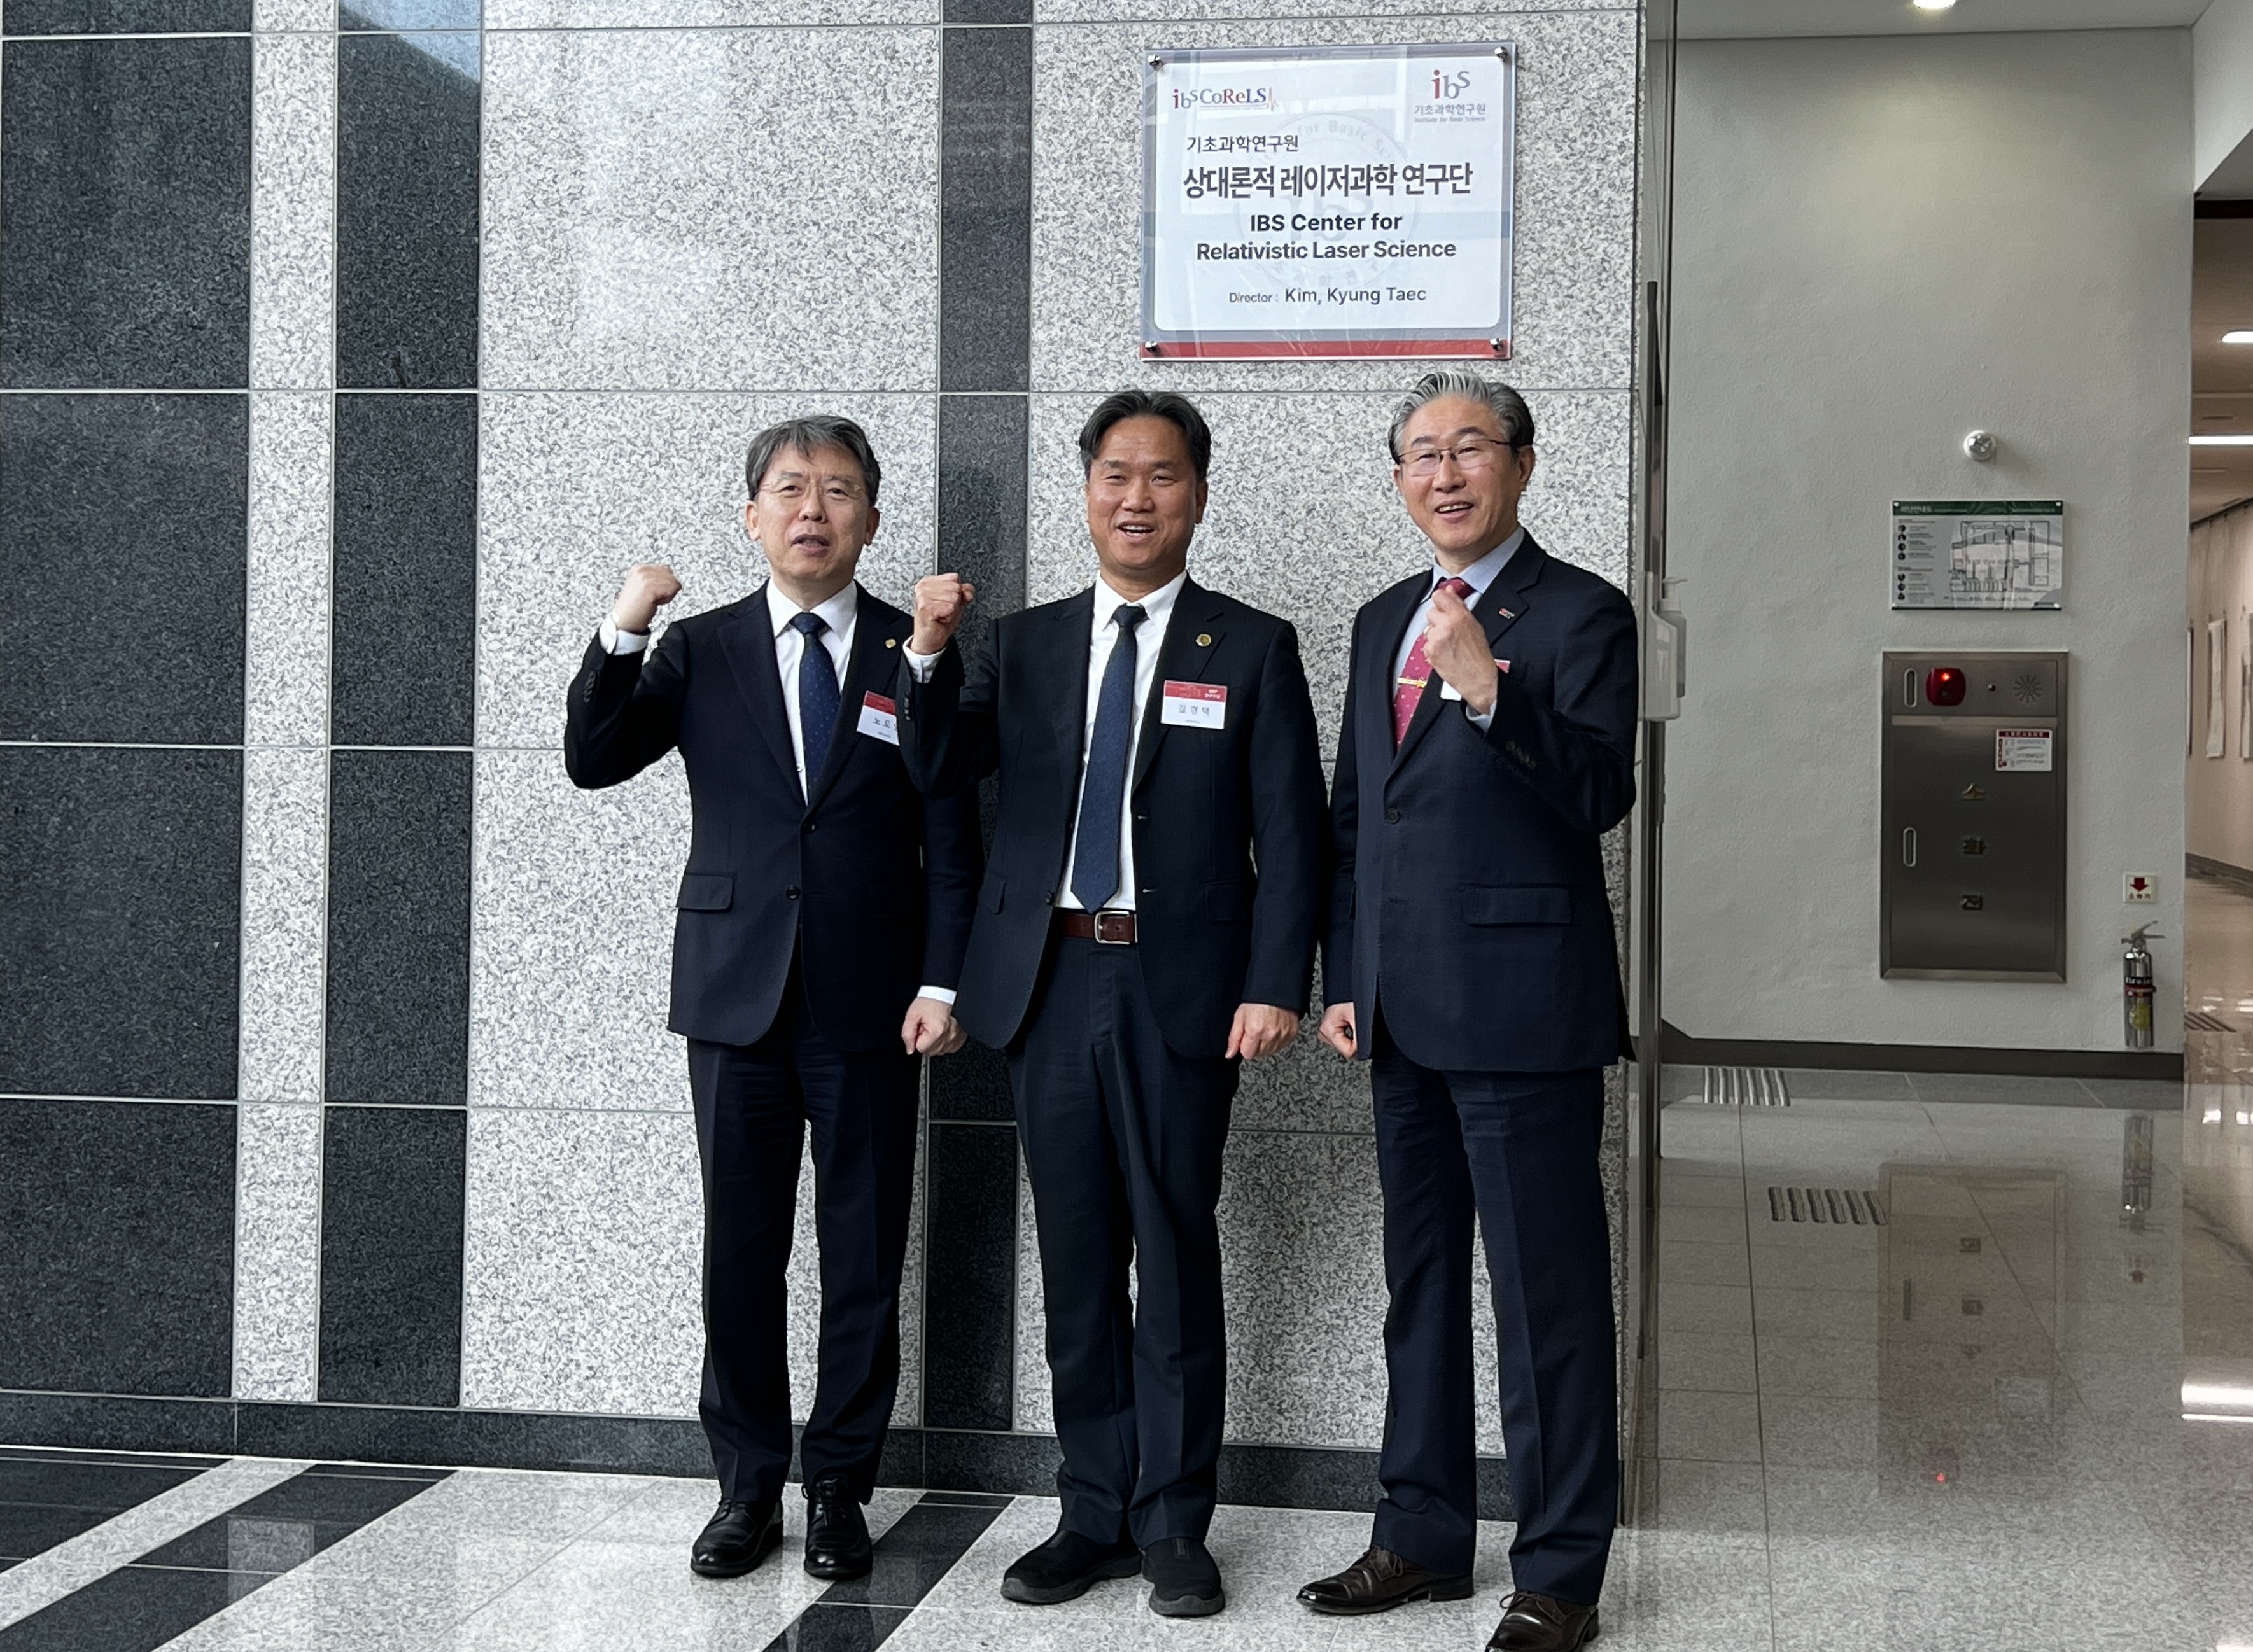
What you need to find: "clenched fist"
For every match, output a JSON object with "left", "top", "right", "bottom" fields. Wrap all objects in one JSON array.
[
  {"left": 1423, "top": 584, "right": 1499, "bottom": 716},
  {"left": 610, "top": 563, "right": 682, "bottom": 636},
  {"left": 909, "top": 573, "right": 976, "bottom": 656}
]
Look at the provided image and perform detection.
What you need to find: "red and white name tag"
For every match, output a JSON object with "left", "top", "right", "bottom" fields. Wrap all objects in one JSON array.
[
  {"left": 1438, "top": 659, "right": 1512, "bottom": 701},
  {"left": 1160, "top": 680, "right": 1227, "bottom": 729},
  {"left": 857, "top": 692, "right": 899, "bottom": 745}
]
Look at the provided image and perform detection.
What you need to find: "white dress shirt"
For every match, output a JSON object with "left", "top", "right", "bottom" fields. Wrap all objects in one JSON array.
[
  {"left": 904, "top": 568, "right": 1187, "bottom": 913},
  {"left": 605, "top": 583, "right": 955, "bottom": 1007},
  {"left": 1389, "top": 528, "right": 1524, "bottom": 735}
]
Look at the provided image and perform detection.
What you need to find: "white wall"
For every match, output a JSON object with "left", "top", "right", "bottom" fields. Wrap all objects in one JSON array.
[
  {"left": 1664, "top": 29, "right": 2191, "bottom": 1054},
  {"left": 2190, "top": 503, "right": 2253, "bottom": 870},
  {"left": 2195, "top": 0, "right": 2253, "bottom": 195}
]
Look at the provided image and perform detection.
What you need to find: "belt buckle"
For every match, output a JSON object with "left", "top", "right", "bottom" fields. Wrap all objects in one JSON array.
[{"left": 1092, "top": 909, "right": 1134, "bottom": 946}]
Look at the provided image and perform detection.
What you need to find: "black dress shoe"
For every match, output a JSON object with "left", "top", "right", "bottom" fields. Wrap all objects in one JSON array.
[
  {"left": 1298, "top": 1545, "right": 1474, "bottom": 1615},
  {"left": 1142, "top": 1536, "right": 1225, "bottom": 1618},
  {"left": 1000, "top": 1528, "right": 1142, "bottom": 1605},
  {"left": 1487, "top": 1590, "right": 1599, "bottom": 1650},
  {"left": 803, "top": 1473, "right": 873, "bottom": 1580},
  {"left": 690, "top": 1497, "right": 783, "bottom": 1579}
]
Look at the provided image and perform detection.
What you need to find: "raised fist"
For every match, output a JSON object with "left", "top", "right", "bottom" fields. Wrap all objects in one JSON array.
[
  {"left": 910, "top": 572, "right": 976, "bottom": 656},
  {"left": 611, "top": 564, "right": 683, "bottom": 636}
]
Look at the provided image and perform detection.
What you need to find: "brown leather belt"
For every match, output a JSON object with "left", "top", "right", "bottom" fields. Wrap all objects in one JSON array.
[{"left": 1055, "top": 909, "right": 1137, "bottom": 945}]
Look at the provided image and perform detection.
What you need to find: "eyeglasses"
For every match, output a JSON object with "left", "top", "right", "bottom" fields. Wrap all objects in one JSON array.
[
  {"left": 1398, "top": 438, "right": 1514, "bottom": 478},
  {"left": 762, "top": 479, "right": 867, "bottom": 506}
]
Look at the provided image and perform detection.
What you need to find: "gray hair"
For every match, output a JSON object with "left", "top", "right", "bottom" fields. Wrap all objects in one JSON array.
[
  {"left": 1386, "top": 369, "right": 1534, "bottom": 462},
  {"left": 745, "top": 415, "right": 881, "bottom": 505}
]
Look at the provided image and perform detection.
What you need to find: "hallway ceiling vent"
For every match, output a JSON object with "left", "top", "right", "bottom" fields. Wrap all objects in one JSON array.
[
  {"left": 1767, "top": 1186, "right": 1886, "bottom": 1226},
  {"left": 1702, "top": 1067, "right": 1790, "bottom": 1105}
]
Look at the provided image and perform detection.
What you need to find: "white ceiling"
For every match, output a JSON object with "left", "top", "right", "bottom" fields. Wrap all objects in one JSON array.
[{"left": 1673, "top": 0, "right": 2212, "bottom": 39}]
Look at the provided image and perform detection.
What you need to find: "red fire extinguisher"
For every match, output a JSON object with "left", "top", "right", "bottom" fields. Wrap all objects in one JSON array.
[{"left": 2122, "top": 925, "right": 2160, "bottom": 1049}]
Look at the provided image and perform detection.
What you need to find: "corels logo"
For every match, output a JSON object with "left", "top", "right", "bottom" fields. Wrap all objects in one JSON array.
[{"left": 1431, "top": 69, "right": 1473, "bottom": 99}]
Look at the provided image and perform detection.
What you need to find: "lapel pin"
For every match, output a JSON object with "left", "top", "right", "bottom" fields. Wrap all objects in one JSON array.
[
  {"left": 1496, "top": 606, "right": 1515, "bottom": 619},
  {"left": 1197, "top": 633, "right": 1212, "bottom": 647},
  {"left": 885, "top": 638, "right": 897, "bottom": 649}
]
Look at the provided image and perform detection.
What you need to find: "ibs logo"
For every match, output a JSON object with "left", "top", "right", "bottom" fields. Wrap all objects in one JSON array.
[
  {"left": 1174, "top": 85, "right": 1274, "bottom": 108},
  {"left": 1431, "top": 69, "right": 1473, "bottom": 100}
]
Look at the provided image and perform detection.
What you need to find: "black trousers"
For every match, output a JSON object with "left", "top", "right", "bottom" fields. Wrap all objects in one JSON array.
[
  {"left": 1009, "top": 934, "right": 1239, "bottom": 1548},
  {"left": 687, "top": 970, "right": 919, "bottom": 1506},
  {"left": 1368, "top": 1012, "right": 1617, "bottom": 1606}
]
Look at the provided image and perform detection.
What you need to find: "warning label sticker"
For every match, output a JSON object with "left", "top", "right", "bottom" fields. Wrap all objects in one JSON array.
[{"left": 1995, "top": 729, "right": 2053, "bottom": 773}]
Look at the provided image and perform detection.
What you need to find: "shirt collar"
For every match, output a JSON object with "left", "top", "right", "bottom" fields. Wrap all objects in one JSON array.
[
  {"left": 1429, "top": 528, "right": 1526, "bottom": 601},
  {"left": 766, "top": 579, "right": 859, "bottom": 640},
  {"left": 1092, "top": 567, "right": 1189, "bottom": 629}
]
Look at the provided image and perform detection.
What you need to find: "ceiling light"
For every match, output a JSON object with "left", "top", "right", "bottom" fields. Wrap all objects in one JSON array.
[
  {"left": 2226, "top": 331, "right": 2253, "bottom": 344},
  {"left": 2183, "top": 1383, "right": 2253, "bottom": 1408},
  {"left": 1912, "top": 0, "right": 1956, "bottom": 9},
  {"left": 2191, "top": 435, "right": 2253, "bottom": 445}
]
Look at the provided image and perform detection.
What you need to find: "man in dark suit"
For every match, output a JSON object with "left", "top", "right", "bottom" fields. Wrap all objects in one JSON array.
[
  {"left": 564, "top": 416, "right": 980, "bottom": 1585},
  {"left": 1296, "top": 372, "right": 1638, "bottom": 1652},
  {"left": 896, "top": 391, "right": 1326, "bottom": 1619}
]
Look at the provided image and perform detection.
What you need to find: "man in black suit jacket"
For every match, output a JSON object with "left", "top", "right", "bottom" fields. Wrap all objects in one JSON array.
[
  {"left": 564, "top": 416, "right": 980, "bottom": 1585},
  {"left": 896, "top": 392, "right": 1326, "bottom": 1619},
  {"left": 1297, "top": 374, "right": 1638, "bottom": 1652}
]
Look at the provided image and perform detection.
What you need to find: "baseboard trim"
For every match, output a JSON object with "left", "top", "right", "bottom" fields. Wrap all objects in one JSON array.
[
  {"left": 2188, "top": 853, "right": 2253, "bottom": 898},
  {"left": 1657, "top": 1023, "right": 2182, "bottom": 1081},
  {"left": 0, "top": 1390, "right": 1513, "bottom": 1519}
]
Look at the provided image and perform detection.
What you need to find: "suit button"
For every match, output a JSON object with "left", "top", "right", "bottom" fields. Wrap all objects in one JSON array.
[
  {"left": 804, "top": 822, "right": 817, "bottom": 833},
  {"left": 786, "top": 886, "right": 800, "bottom": 900},
  {"left": 1385, "top": 808, "right": 1401, "bottom": 823}
]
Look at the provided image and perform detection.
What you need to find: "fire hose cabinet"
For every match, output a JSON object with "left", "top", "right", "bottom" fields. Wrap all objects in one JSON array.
[{"left": 1881, "top": 651, "right": 2067, "bottom": 981}]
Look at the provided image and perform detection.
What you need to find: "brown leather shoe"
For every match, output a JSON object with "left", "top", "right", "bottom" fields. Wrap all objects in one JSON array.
[
  {"left": 1297, "top": 1545, "right": 1474, "bottom": 1615},
  {"left": 1487, "top": 1590, "right": 1599, "bottom": 1649}
]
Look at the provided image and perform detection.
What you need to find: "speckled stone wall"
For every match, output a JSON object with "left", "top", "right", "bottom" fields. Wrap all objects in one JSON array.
[{"left": 0, "top": 0, "right": 1642, "bottom": 1486}]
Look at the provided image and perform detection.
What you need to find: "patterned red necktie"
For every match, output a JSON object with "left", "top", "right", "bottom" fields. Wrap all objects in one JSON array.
[{"left": 1393, "top": 577, "right": 1473, "bottom": 746}]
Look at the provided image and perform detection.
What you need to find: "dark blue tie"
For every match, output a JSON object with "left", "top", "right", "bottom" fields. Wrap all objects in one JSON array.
[
  {"left": 792, "top": 611, "right": 838, "bottom": 790},
  {"left": 1070, "top": 604, "right": 1147, "bottom": 912}
]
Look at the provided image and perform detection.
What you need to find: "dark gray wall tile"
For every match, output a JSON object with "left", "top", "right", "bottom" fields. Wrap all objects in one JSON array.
[
  {"left": 0, "top": 1098, "right": 235, "bottom": 1396},
  {"left": 936, "top": 394, "right": 1026, "bottom": 666},
  {"left": 0, "top": 747, "right": 242, "bottom": 1100},
  {"left": 0, "top": 37, "right": 250, "bottom": 388},
  {"left": 0, "top": 395, "right": 246, "bottom": 744},
  {"left": 337, "top": 31, "right": 479, "bottom": 389},
  {"left": 331, "top": 393, "right": 476, "bottom": 746},
  {"left": 921, "top": 1122, "right": 1016, "bottom": 1431},
  {"left": 318, "top": 1105, "right": 465, "bottom": 1406},
  {"left": 939, "top": 27, "right": 1030, "bottom": 393},
  {"left": 339, "top": 2, "right": 479, "bottom": 25},
  {"left": 3, "top": 2, "right": 249, "bottom": 31},
  {"left": 325, "top": 750, "right": 471, "bottom": 1106},
  {"left": 943, "top": 0, "right": 1028, "bottom": 21}
]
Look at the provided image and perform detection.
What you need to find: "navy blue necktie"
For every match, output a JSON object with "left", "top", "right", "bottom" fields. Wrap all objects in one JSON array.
[
  {"left": 1070, "top": 603, "right": 1147, "bottom": 912},
  {"left": 792, "top": 611, "right": 839, "bottom": 789}
]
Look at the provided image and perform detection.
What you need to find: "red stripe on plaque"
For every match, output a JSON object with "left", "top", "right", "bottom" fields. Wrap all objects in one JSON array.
[{"left": 1140, "top": 339, "right": 1510, "bottom": 361}]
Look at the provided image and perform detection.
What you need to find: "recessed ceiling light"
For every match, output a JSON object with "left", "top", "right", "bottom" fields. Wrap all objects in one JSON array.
[
  {"left": 2226, "top": 331, "right": 2253, "bottom": 344},
  {"left": 1912, "top": 0, "right": 1956, "bottom": 10},
  {"left": 2191, "top": 435, "right": 2253, "bottom": 445}
]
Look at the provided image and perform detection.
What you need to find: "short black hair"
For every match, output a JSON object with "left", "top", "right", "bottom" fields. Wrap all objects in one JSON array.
[
  {"left": 1076, "top": 391, "right": 1212, "bottom": 482},
  {"left": 745, "top": 415, "right": 881, "bottom": 505}
]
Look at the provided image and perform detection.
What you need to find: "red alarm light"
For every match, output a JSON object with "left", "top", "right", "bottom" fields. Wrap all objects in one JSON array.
[{"left": 1924, "top": 667, "right": 1967, "bottom": 706}]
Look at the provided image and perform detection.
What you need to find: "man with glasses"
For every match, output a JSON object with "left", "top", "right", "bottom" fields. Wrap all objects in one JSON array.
[
  {"left": 565, "top": 416, "right": 980, "bottom": 1586},
  {"left": 1297, "top": 372, "right": 1638, "bottom": 1651}
]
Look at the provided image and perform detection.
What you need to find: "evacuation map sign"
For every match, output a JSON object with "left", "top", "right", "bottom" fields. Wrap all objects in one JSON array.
[
  {"left": 1140, "top": 45, "right": 1517, "bottom": 360},
  {"left": 1890, "top": 501, "right": 2066, "bottom": 611}
]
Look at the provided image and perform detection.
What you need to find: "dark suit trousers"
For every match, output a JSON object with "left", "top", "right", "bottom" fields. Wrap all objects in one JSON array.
[
  {"left": 1009, "top": 935, "right": 1237, "bottom": 1548},
  {"left": 687, "top": 969, "right": 919, "bottom": 1506},
  {"left": 1368, "top": 1012, "right": 1617, "bottom": 1605}
]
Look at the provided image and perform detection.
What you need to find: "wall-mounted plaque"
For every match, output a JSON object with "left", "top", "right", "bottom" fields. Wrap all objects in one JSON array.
[
  {"left": 1139, "top": 44, "right": 1517, "bottom": 361},
  {"left": 1890, "top": 501, "right": 2066, "bottom": 611}
]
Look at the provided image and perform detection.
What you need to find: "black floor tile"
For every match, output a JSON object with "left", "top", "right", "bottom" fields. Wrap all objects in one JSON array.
[
  {"left": 136, "top": 1466, "right": 438, "bottom": 1569},
  {"left": 763, "top": 1604, "right": 910, "bottom": 1652},
  {"left": 0, "top": 1562, "right": 239, "bottom": 1652},
  {"left": 817, "top": 1499, "right": 1002, "bottom": 1609},
  {"left": 318, "top": 1106, "right": 467, "bottom": 1406},
  {"left": 0, "top": 746, "right": 244, "bottom": 1099},
  {"left": 0, "top": 36, "right": 249, "bottom": 388},
  {"left": 0, "top": 1459, "right": 203, "bottom": 1512},
  {"left": 0, "top": 1099, "right": 236, "bottom": 1397},
  {"left": 0, "top": 394, "right": 247, "bottom": 744},
  {"left": 0, "top": 1504, "right": 111, "bottom": 1558}
]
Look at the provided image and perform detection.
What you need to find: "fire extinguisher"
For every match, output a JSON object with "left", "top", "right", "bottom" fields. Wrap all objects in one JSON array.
[{"left": 2122, "top": 925, "right": 2161, "bottom": 1049}]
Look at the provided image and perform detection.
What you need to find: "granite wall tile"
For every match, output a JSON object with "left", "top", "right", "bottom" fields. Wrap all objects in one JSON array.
[
  {"left": 251, "top": 32, "right": 335, "bottom": 389},
  {"left": 0, "top": 1098, "right": 236, "bottom": 1397},
  {"left": 331, "top": 392, "right": 478, "bottom": 747},
  {"left": 946, "top": 0, "right": 1026, "bottom": 19},
  {"left": 4, "top": 2, "right": 251, "bottom": 29},
  {"left": 232, "top": 1102, "right": 323, "bottom": 1401},
  {"left": 239, "top": 748, "right": 329, "bottom": 1105},
  {"left": 481, "top": 26, "right": 937, "bottom": 391},
  {"left": 256, "top": 0, "right": 333, "bottom": 27},
  {"left": 337, "top": 28, "right": 480, "bottom": 389},
  {"left": 325, "top": 749, "right": 472, "bottom": 1107},
  {"left": 475, "top": 391, "right": 934, "bottom": 748},
  {"left": 318, "top": 1103, "right": 467, "bottom": 1405},
  {"left": 941, "top": 25, "right": 1030, "bottom": 392},
  {"left": 0, "top": 36, "right": 250, "bottom": 388},
  {"left": 342, "top": 0, "right": 481, "bottom": 25},
  {"left": 245, "top": 392, "right": 332, "bottom": 750},
  {"left": 0, "top": 394, "right": 248, "bottom": 745},
  {"left": 924, "top": 1121, "right": 1018, "bottom": 1430},
  {"left": 0, "top": 747, "right": 243, "bottom": 1101},
  {"left": 468, "top": 749, "right": 688, "bottom": 1112},
  {"left": 1028, "top": 13, "right": 1636, "bottom": 394},
  {"left": 487, "top": 0, "right": 934, "bottom": 22},
  {"left": 936, "top": 394, "right": 1028, "bottom": 666}
]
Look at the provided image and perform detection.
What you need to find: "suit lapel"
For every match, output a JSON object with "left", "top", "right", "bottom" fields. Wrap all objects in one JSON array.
[
  {"left": 715, "top": 586, "right": 802, "bottom": 795},
  {"left": 803, "top": 590, "right": 888, "bottom": 816},
  {"left": 1132, "top": 580, "right": 1226, "bottom": 794},
  {"left": 1050, "top": 590, "right": 1095, "bottom": 811}
]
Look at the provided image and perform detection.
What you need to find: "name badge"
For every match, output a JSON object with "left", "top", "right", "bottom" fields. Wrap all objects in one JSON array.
[
  {"left": 1437, "top": 660, "right": 1512, "bottom": 702},
  {"left": 1160, "top": 680, "right": 1227, "bottom": 729},
  {"left": 857, "top": 692, "right": 900, "bottom": 745}
]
